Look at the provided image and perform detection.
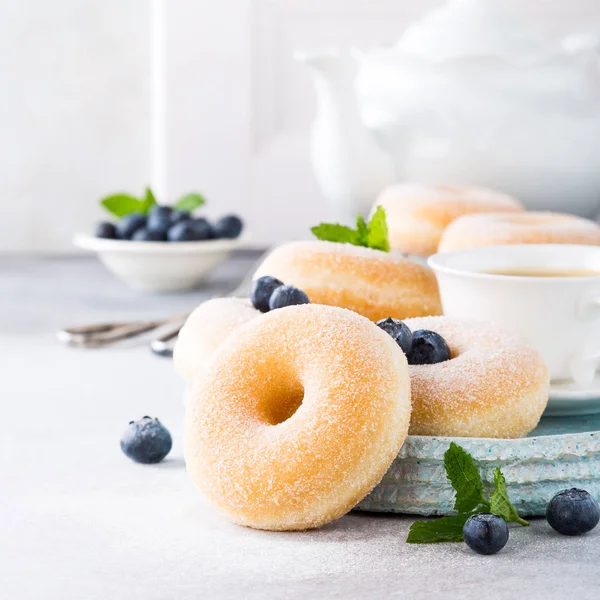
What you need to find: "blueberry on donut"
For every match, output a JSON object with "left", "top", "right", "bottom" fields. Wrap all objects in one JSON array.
[{"left": 403, "top": 316, "right": 549, "bottom": 438}]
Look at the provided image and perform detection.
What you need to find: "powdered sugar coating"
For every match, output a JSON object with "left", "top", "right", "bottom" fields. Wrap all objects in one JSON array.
[
  {"left": 373, "top": 183, "right": 524, "bottom": 256},
  {"left": 185, "top": 304, "right": 412, "bottom": 531},
  {"left": 174, "top": 297, "right": 259, "bottom": 383},
  {"left": 404, "top": 316, "right": 550, "bottom": 438},
  {"left": 439, "top": 211, "right": 600, "bottom": 252},
  {"left": 253, "top": 240, "right": 442, "bottom": 321}
]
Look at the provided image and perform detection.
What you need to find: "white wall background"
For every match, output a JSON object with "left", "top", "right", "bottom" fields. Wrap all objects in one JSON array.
[{"left": 1, "top": 0, "right": 599, "bottom": 252}]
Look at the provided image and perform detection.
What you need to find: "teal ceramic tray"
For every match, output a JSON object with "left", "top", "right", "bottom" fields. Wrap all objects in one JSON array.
[{"left": 357, "top": 414, "right": 600, "bottom": 517}]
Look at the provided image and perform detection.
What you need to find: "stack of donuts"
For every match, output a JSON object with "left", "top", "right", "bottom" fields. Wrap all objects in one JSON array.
[
  {"left": 371, "top": 183, "right": 600, "bottom": 256},
  {"left": 177, "top": 225, "right": 551, "bottom": 531}
]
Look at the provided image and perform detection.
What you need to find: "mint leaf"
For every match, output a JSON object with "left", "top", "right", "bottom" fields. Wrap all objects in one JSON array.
[
  {"left": 100, "top": 194, "right": 145, "bottom": 218},
  {"left": 406, "top": 445, "right": 528, "bottom": 545},
  {"left": 366, "top": 206, "right": 390, "bottom": 252},
  {"left": 141, "top": 187, "right": 157, "bottom": 214},
  {"left": 311, "top": 223, "right": 359, "bottom": 245},
  {"left": 490, "top": 468, "right": 529, "bottom": 526},
  {"left": 310, "top": 209, "right": 390, "bottom": 251},
  {"left": 173, "top": 192, "right": 206, "bottom": 212},
  {"left": 356, "top": 214, "right": 369, "bottom": 246},
  {"left": 444, "top": 442, "right": 489, "bottom": 513},
  {"left": 407, "top": 513, "right": 471, "bottom": 544}
]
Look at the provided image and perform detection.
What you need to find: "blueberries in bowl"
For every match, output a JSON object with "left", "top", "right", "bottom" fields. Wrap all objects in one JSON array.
[
  {"left": 95, "top": 190, "right": 244, "bottom": 243},
  {"left": 463, "top": 514, "right": 509, "bottom": 555},
  {"left": 170, "top": 210, "right": 191, "bottom": 225},
  {"left": 96, "top": 222, "right": 117, "bottom": 239},
  {"left": 167, "top": 221, "right": 199, "bottom": 242},
  {"left": 147, "top": 205, "right": 172, "bottom": 234},
  {"left": 546, "top": 488, "right": 600, "bottom": 536},
  {"left": 116, "top": 213, "right": 147, "bottom": 240},
  {"left": 407, "top": 329, "right": 451, "bottom": 365},
  {"left": 132, "top": 227, "right": 167, "bottom": 242},
  {"left": 214, "top": 215, "right": 243, "bottom": 239},
  {"left": 120, "top": 416, "right": 172, "bottom": 464},
  {"left": 190, "top": 217, "right": 214, "bottom": 241}
]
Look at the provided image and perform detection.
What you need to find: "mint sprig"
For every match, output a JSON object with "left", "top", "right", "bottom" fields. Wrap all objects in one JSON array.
[
  {"left": 100, "top": 187, "right": 206, "bottom": 218},
  {"left": 311, "top": 206, "right": 390, "bottom": 252},
  {"left": 100, "top": 193, "right": 148, "bottom": 218},
  {"left": 365, "top": 206, "right": 389, "bottom": 252},
  {"left": 173, "top": 192, "right": 206, "bottom": 212},
  {"left": 407, "top": 513, "right": 470, "bottom": 544},
  {"left": 445, "top": 442, "right": 489, "bottom": 513},
  {"left": 407, "top": 443, "right": 529, "bottom": 544},
  {"left": 142, "top": 187, "right": 157, "bottom": 212},
  {"left": 490, "top": 468, "right": 529, "bottom": 527}
]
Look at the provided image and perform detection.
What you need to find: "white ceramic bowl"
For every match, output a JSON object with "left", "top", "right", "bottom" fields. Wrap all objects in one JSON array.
[{"left": 74, "top": 233, "right": 245, "bottom": 293}]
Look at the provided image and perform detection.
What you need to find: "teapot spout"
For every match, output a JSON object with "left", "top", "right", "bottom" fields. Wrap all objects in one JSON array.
[{"left": 296, "top": 50, "right": 395, "bottom": 220}]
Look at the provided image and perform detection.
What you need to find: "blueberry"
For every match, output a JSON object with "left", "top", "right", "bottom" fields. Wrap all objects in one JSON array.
[
  {"left": 190, "top": 217, "right": 214, "bottom": 241},
  {"left": 546, "top": 488, "right": 600, "bottom": 536},
  {"left": 132, "top": 227, "right": 167, "bottom": 242},
  {"left": 147, "top": 205, "right": 172, "bottom": 234},
  {"left": 167, "top": 221, "right": 198, "bottom": 242},
  {"left": 120, "top": 416, "right": 172, "bottom": 464},
  {"left": 213, "top": 214, "right": 243, "bottom": 239},
  {"left": 463, "top": 513, "right": 509, "bottom": 555},
  {"left": 268, "top": 285, "right": 310, "bottom": 310},
  {"left": 170, "top": 210, "right": 191, "bottom": 225},
  {"left": 376, "top": 318, "right": 413, "bottom": 354},
  {"left": 251, "top": 276, "right": 285, "bottom": 312},
  {"left": 407, "top": 329, "right": 451, "bottom": 365},
  {"left": 150, "top": 205, "right": 172, "bottom": 219},
  {"left": 96, "top": 222, "right": 117, "bottom": 239},
  {"left": 116, "top": 213, "right": 147, "bottom": 240}
]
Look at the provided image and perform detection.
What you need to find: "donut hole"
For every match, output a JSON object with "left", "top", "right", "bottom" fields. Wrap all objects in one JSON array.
[{"left": 258, "top": 379, "right": 305, "bottom": 426}]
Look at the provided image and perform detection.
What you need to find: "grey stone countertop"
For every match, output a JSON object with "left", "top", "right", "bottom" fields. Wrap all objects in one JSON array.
[{"left": 1, "top": 253, "right": 599, "bottom": 600}]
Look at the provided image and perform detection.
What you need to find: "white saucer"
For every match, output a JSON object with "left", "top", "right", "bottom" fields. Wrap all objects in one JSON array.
[{"left": 546, "top": 375, "right": 600, "bottom": 417}]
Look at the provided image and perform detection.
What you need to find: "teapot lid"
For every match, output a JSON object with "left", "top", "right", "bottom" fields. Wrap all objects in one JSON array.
[{"left": 396, "top": 0, "right": 550, "bottom": 62}]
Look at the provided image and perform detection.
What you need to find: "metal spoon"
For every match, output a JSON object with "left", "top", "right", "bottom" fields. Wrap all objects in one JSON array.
[{"left": 57, "top": 249, "right": 270, "bottom": 356}]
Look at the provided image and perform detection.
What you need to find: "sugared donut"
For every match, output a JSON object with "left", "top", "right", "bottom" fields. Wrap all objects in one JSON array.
[
  {"left": 372, "top": 183, "right": 523, "bottom": 256},
  {"left": 174, "top": 297, "right": 258, "bottom": 383},
  {"left": 403, "top": 316, "right": 549, "bottom": 438},
  {"left": 185, "top": 304, "right": 412, "bottom": 530},
  {"left": 253, "top": 240, "right": 442, "bottom": 321},
  {"left": 438, "top": 212, "right": 600, "bottom": 252}
]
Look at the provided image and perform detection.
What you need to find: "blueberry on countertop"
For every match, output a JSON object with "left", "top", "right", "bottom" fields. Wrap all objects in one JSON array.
[
  {"left": 170, "top": 210, "right": 191, "bottom": 225},
  {"left": 132, "top": 227, "right": 167, "bottom": 242},
  {"left": 407, "top": 329, "right": 451, "bottom": 365},
  {"left": 268, "top": 285, "right": 310, "bottom": 310},
  {"left": 190, "top": 217, "right": 214, "bottom": 241},
  {"left": 376, "top": 318, "right": 413, "bottom": 354},
  {"left": 96, "top": 222, "right": 117, "bottom": 239},
  {"left": 251, "top": 276, "right": 284, "bottom": 312},
  {"left": 213, "top": 215, "right": 243, "bottom": 239},
  {"left": 546, "top": 488, "right": 600, "bottom": 536},
  {"left": 167, "top": 221, "right": 198, "bottom": 242},
  {"left": 116, "top": 213, "right": 147, "bottom": 240},
  {"left": 463, "top": 513, "right": 509, "bottom": 555},
  {"left": 120, "top": 416, "right": 172, "bottom": 464}
]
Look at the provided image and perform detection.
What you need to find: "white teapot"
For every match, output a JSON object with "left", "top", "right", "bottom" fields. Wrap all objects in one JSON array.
[{"left": 298, "top": 0, "right": 600, "bottom": 219}]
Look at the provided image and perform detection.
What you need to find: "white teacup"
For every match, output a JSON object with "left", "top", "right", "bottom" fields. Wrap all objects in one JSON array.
[{"left": 429, "top": 244, "right": 600, "bottom": 386}]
